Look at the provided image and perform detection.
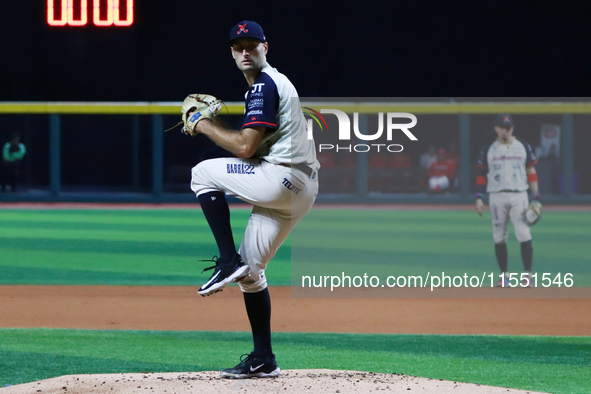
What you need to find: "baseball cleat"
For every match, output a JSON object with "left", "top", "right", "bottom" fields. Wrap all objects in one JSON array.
[
  {"left": 200, "top": 288, "right": 223, "bottom": 297},
  {"left": 495, "top": 277, "right": 511, "bottom": 288},
  {"left": 198, "top": 254, "right": 249, "bottom": 297},
  {"left": 521, "top": 274, "right": 533, "bottom": 288},
  {"left": 220, "top": 353, "right": 280, "bottom": 379}
]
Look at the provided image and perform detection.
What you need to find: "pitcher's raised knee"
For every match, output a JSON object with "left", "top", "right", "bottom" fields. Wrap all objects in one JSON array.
[{"left": 190, "top": 162, "right": 217, "bottom": 196}]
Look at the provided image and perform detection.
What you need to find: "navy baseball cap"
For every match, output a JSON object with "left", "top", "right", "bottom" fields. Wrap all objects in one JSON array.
[
  {"left": 228, "top": 21, "right": 266, "bottom": 45},
  {"left": 495, "top": 113, "right": 514, "bottom": 127}
]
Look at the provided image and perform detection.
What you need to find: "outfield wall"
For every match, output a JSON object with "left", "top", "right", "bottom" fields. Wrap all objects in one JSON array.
[{"left": 0, "top": 101, "right": 589, "bottom": 204}]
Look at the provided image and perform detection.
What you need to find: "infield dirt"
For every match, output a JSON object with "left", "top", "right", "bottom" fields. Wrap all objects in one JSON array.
[
  {"left": 0, "top": 285, "right": 589, "bottom": 335},
  {"left": 1, "top": 285, "right": 588, "bottom": 394}
]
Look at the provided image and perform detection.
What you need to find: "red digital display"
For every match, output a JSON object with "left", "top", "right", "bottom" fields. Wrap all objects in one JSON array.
[{"left": 47, "top": 0, "right": 134, "bottom": 27}]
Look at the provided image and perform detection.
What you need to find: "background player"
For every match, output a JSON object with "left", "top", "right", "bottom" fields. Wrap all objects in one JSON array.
[
  {"left": 1, "top": 132, "right": 26, "bottom": 193},
  {"left": 475, "top": 114, "right": 539, "bottom": 287},
  {"left": 187, "top": 21, "right": 319, "bottom": 378}
]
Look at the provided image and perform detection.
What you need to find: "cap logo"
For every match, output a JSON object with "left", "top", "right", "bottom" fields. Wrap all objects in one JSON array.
[
  {"left": 504, "top": 116, "right": 510, "bottom": 122},
  {"left": 237, "top": 23, "right": 248, "bottom": 34}
]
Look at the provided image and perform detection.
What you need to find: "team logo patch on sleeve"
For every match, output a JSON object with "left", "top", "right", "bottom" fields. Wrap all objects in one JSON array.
[
  {"left": 251, "top": 83, "right": 265, "bottom": 93},
  {"left": 227, "top": 163, "right": 255, "bottom": 174},
  {"left": 248, "top": 99, "right": 264, "bottom": 109}
]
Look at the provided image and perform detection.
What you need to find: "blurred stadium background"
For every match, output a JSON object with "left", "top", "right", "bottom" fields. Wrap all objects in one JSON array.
[
  {"left": 1, "top": 2, "right": 591, "bottom": 204},
  {"left": 0, "top": 101, "right": 589, "bottom": 203}
]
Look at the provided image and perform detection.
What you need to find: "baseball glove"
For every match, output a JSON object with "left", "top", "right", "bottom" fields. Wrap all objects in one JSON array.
[
  {"left": 180, "top": 94, "right": 223, "bottom": 136},
  {"left": 524, "top": 200, "right": 542, "bottom": 226}
]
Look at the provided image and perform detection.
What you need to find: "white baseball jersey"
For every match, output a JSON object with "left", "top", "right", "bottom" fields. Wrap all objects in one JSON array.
[
  {"left": 242, "top": 63, "right": 319, "bottom": 172},
  {"left": 477, "top": 138, "right": 537, "bottom": 193}
]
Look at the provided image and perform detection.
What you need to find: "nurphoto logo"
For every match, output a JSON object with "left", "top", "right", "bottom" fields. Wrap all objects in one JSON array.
[{"left": 304, "top": 109, "right": 418, "bottom": 153}]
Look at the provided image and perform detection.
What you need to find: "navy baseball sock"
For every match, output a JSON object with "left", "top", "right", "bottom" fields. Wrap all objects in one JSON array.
[
  {"left": 495, "top": 243, "right": 508, "bottom": 273},
  {"left": 244, "top": 288, "right": 273, "bottom": 358},
  {"left": 521, "top": 240, "right": 533, "bottom": 272},
  {"left": 198, "top": 191, "right": 237, "bottom": 262}
]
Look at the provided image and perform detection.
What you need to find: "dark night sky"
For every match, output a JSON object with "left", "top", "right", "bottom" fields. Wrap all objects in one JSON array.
[{"left": 1, "top": 1, "right": 590, "bottom": 101}]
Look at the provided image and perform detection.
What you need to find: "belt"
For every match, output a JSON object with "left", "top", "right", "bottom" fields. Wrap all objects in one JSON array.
[
  {"left": 263, "top": 159, "right": 316, "bottom": 179},
  {"left": 497, "top": 190, "right": 522, "bottom": 193},
  {"left": 281, "top": 162, "right": 316, "bottom": 179}
]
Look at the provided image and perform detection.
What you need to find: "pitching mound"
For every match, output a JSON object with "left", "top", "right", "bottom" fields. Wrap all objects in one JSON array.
[{"left": 0, "top": 370, "right": 547, "bottom": 394}]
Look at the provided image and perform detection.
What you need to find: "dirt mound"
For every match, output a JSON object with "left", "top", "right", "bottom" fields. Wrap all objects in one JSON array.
[{"left": 0, "top": 370, "right": 547, "bottom": 394}]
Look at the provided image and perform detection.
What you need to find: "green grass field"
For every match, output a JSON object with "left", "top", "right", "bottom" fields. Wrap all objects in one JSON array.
[
  {"left": 0, "top": 208, "right": 589, "bottom": 393},
  {"left": 291, "top": 209, "right": 591, "bottom": 287},
  {"left": 0, "top": 208, "right": 589, "bottom": 286},
  {"left": 0, "top": 329, "right": 590, "bottom": 394}
]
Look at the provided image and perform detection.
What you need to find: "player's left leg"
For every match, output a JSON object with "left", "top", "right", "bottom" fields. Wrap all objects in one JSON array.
[
  {"left": 509, "top": 192, "right": 533, "bottom": 287},
  {"left": 190, "top": 157, "right": 268, "bottom": 296}
]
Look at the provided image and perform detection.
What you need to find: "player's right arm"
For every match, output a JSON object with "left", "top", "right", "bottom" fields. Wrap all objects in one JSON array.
[
  {"left": 475, "top": 145, "right": 489, "bottom": 216},
  {"left": 195, "top": 119, "right": 266, "bottom": 158},
  {"left": 195, "top": 71, "right": 279, "bottom": 159}
]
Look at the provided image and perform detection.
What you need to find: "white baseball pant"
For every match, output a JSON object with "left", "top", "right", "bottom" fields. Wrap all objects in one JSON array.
[
  {"left": 489, "top": 191, "right": 532, "bottom": 244},
  {"left": 191, "top": 158, "right": 318, "bottom": 292}
]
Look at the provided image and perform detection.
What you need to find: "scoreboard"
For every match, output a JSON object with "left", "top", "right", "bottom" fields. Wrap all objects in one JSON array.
[{"left": 47, "top": 0, "right": 134, "bottom": 26}]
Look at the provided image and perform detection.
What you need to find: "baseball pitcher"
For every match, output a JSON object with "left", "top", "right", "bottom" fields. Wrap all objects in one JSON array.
[{"left": 178, "top": 21, "right": 319, "bottom": 378}]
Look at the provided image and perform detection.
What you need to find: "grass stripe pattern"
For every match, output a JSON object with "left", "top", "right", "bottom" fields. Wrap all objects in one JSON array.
[{"left": 0, "top": 209, "right": 589, "bottom": 286}]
